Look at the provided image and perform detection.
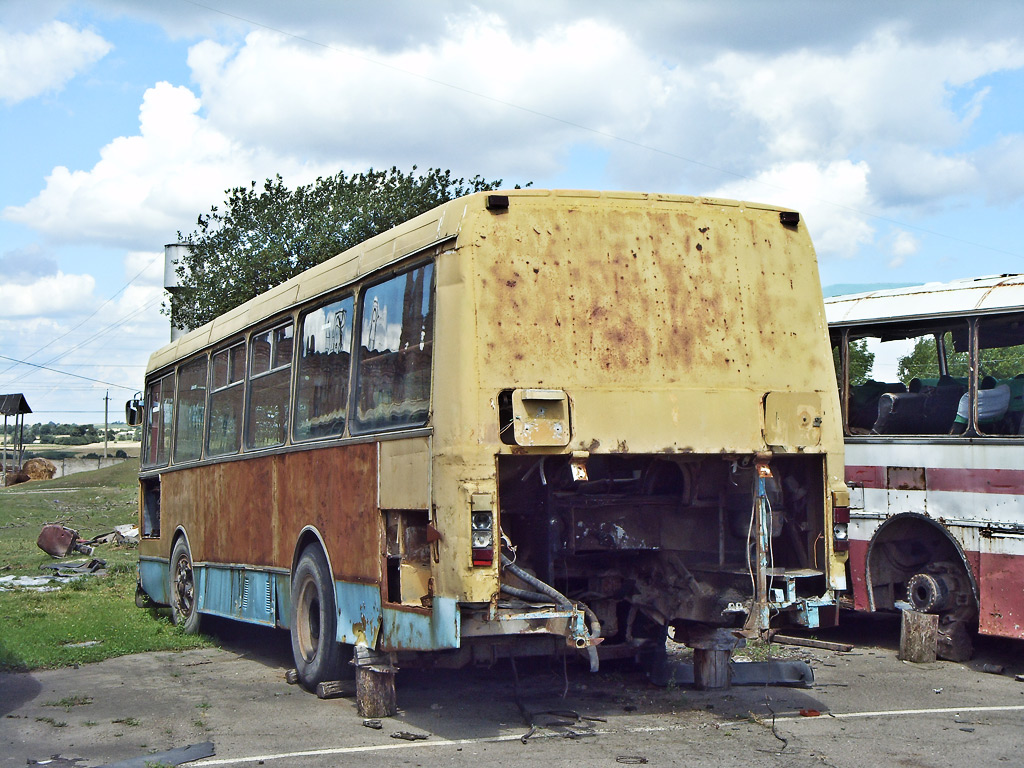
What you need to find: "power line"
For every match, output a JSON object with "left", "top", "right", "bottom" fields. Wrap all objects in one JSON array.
[
  {"left": 0, "top": 355, "right": 135, "bottom": 391},
  {"left": 0, "top": 255, "right": 161, "bottom": 379},
  {"left": 2, "top": 296, "right": 161, "bottom": 388}
]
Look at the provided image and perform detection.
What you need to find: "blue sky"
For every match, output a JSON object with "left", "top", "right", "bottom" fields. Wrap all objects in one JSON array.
[{"left": 3, "top": 0, "right": 1024, "bottom": 424}]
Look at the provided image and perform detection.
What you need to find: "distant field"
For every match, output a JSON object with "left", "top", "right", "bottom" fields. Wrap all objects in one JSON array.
[
  {"left": 25, "top": 441, "right": 141, "bottom": 459},
  {"left": 0, "top": 460, "right": 213, "bottom": 671}
]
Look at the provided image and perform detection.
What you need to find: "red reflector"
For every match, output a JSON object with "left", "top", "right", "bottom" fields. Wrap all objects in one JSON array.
[
  {"left": 834, "top": 506, "right": 850, "bottom": 524},
  {"left": 472, "top": 548, "right": 493, "bottom": 566},
  {"left": 833, "top": 539, "right": 850, "bottom": 552}
]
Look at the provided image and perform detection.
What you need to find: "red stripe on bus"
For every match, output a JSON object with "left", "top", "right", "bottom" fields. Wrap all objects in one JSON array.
[
  {"left": 845, "top": 465, "right": 885, "bottom": 488},
  {"left": 846, "top": 465, "right": 1024, "bottom": 495}
]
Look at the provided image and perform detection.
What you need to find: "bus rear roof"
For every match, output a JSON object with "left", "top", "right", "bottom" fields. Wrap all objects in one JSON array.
[{"left": 147, "top": 189, "right": 799, "bottom": 375}]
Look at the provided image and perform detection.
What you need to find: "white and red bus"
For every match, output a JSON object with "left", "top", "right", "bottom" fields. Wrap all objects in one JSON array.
[{"left": 826, "top": 274, "right": 1024, "bottom": 659}]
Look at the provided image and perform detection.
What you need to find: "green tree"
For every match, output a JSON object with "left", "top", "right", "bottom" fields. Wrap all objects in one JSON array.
[
  {"left": 832, "top": 338, "right": 875, "bottom": 386},
  {"left": 897, "top": 333, "right": 970, "bottom": 385},
  {"left": 167, "top": 167, "right": 510, "bottom": 329}
]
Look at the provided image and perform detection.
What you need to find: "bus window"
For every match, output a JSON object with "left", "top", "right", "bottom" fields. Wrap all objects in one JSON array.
[
  {"left": 847, "top": 325, "right": 968, "bottom": 435},
  {"left": 173, "top": 355, "right": 208, "bottom": 463},
  {"left": 142, "top": 374, "right": 174, "bottom": 467},
  {"left": 294, "top": 296, "right": 353, "bottom": 441},
  {"left": 352, "top": 263, "right": 434, "bottom": 434},
  {"left": 971, "top": 315, "right": 1024, "bottom": 435},
  {"left": 246, "top": 322, "right": 294, "bottom": 449},
  {"left": 208, "top": 342, "right": 245, "bottom": 456}
]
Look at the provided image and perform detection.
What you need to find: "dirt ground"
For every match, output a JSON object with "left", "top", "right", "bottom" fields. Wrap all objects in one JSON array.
[{"left": 3, "top": 613, "right": 1023, "bottom": 768}]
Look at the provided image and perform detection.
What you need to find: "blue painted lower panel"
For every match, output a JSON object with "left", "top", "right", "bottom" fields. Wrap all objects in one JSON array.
[
  {"left": 335, "top": 581, "right": 383, "bottom": 648},
  {"left": 139, "top": 557, "right": 168, "bottom": 605},
  {"left": 197, "top": 566, "right": 277, "bottom": 626},
  {"left": 140, "top": 557, "right": 459, "bottom": 651},
  {"left": 380, "top": 597, "right": 460, "bottom": 651}
]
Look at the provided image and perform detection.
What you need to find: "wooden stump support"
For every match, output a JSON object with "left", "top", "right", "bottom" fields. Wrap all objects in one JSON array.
[
  {"left": 684, "top": 626, "right": 747, "bottom": 690},
  {"left": 899, "top": 609, "right": 938, "bottom": 663},
  {"left": 353, "top": 646, "right": 397, "bottom": 718}
]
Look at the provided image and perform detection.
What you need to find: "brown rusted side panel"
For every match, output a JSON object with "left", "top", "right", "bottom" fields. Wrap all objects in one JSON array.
[
  {"left": 159, "top": 443, "right": 381, "bottom": 584},
  {"left": 979, "top": 551, "right": 1024, "bottom": 638}
]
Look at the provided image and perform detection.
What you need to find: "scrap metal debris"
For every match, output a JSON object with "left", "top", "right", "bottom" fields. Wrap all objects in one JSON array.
[
  {"left": 95, "top": 741, "right": 215, "bottom": 768},
  {"left": 37, "top": 524, "right": 138, "bottom": 560},
  {"left": 40, "top": 559, "right": 107, "bottom": 576},
  {"left": 37, "top": 524, "right": 93, "bottom": 558},
  {"left": 27, "top": 756, "right": 84, "bottom": 766},
  {"left": 390, "top": 731, "right": 428, "bottom": 741}
]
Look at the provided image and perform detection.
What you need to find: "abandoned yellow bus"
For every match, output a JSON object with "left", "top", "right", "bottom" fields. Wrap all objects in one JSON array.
[{"left": 131, "top": 190, "right": 847, "bottom": 700}]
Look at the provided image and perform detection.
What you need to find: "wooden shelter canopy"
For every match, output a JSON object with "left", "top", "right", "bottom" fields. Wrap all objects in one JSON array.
[{"left": 0, "top": 394, "right": 32, "bottom": 416}]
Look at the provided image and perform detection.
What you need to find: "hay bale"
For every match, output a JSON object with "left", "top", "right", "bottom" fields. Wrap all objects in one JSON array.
[{"left": 23, "top": 457, "right": 57, "bottom": 481}]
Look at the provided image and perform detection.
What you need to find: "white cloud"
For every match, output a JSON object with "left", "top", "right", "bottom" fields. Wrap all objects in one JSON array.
[
  {"left": 868, "top": 146, "right": 978, "bottom": 208},
  {"left": 186, "top": 17, "right": 658, "bottom": 177},
  {"left": 887, "top": 230, "right": 921, "bottom": 269},
  {"left": 0, "top": 271, "right": 96, "bottom": 317},
  {"left": 5, "top": 6, "right": 1024, "bottom": 272},
  {"left": 702, "top": 30, "right": 1024, "bottom": 165},
  {"left": 0, "top": 20, "right": 111, "bottom": 105},
  {"left": 707, "top": 160, "right": 874, "bottom": 260},
  {"left": 2, "top": 82, "right": 330, "bottom": 249}
]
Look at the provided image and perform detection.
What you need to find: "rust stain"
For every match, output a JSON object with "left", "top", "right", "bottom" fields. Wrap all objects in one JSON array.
[
  {"left": 887, "top": 466, "right": 926, "bottom": 491},
  {"left": 161, "top": 443, "right": 381, "bottom": 584}
]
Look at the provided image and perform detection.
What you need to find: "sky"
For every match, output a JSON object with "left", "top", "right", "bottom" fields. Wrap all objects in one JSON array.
[{"left": 3, "top": 0, "right": 1024, "bottom": 425}]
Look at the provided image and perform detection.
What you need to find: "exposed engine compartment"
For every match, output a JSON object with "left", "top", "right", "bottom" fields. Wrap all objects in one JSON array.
[{"left": 497, "top": 453, "right": 829, "bottom": 646}]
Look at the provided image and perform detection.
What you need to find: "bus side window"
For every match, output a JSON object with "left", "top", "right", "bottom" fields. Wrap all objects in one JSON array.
[
  {"left": 352, "top": 263, "right": 435, "bottom": 434},
  {"left": 974, "top": 316, "right": 1024, "bottom": 436},
  {"left": 294, "top": 296, "right": 353, "bottom": 441},
  {"left": 208, "top": 342, "right": 245, "bottom": 457},
  {"left": 866, "top": 328, "right": 967, "bottom": 436},
  {"left": 246, "top": 323, "right": 294, "bottom": 449},
  {"left": 142, "top": 374, "right": 174, "bottom": 467},
  {"left": 172, "top": 355, "right": 208, "bottom": 463}
]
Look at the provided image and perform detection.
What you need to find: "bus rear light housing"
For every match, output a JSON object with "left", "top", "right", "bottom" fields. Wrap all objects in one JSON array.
[
  {"left": 833, "top": 505, "right": 850, "bottom": 551},
  {"left": 471, "top": 495, "right": 494, "bottom": 566}
]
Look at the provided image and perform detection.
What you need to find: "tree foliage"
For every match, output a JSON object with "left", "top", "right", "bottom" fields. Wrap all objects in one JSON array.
[
  {"left": 832, "top": 338, "right": 875, "bottom": 387},
  {"left": 896, "top": 334, "right": 969, "bottom": 385},
  {"left": 166, "top": 167, "right": 507, "bottom": 329}
]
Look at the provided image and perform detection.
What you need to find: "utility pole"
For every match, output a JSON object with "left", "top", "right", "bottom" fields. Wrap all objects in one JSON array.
[{"left": 104, "top": 391, "right": 109, "bottom": 459}]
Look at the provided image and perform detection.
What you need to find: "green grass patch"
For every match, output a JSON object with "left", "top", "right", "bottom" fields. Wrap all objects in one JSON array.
[
  {"left": 44, "top": 695, "right": 93, "bottom": 710},
  {"left": 0, "top": 460, "right": 215, "bottom": 671}
]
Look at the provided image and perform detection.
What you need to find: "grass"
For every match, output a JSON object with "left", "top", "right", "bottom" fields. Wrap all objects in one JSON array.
[{"left": 0, "top": 460, "right": 215, "bottom": 671}]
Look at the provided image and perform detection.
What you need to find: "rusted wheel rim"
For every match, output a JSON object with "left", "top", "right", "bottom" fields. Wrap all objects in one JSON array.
[{"left": 172, "top": 554, "right": 195, "bottom": 620}]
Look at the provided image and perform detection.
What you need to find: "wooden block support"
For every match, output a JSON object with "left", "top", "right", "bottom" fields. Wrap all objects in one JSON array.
[
  {"left": 353, "top": 646, "right": 397, "bottom": 718},
  {"left": 693, "top": 648, "right": 731, "bottom": 690},
  {"left": 899, "top": 609, "right": 938, "bottom": 663},
  {"left": 355, "top": 667, "right": 396, "bottom": 717}
]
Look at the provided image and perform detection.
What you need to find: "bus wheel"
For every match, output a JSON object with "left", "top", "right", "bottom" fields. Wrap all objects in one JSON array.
[
  {"left": 169, "top": 538, "right": 202, "bottom": 634},
  {"left": 290, "top": 546, "right": 342, "bottom": 691}
]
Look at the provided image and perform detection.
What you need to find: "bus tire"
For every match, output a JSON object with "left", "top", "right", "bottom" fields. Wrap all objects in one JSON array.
[
  {"left": 290, "top": 546, "right": 342, "bottom": 691},
  {"left": 169, "top": 537, "right": 202, "bottom": 634}
]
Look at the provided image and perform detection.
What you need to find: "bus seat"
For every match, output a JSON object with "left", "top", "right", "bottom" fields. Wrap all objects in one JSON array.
[
  {"left": 873, "top": 383, "right": 964, "bottom": 435},
  {"left": 872, "top": 392, "right": 926, "bottom": 434},
  {"left": 850, "top": 380, "right": 906, "bottom": 430},
  {"left": 954, "top": 383, "right": 1011, "bottom": 428}
]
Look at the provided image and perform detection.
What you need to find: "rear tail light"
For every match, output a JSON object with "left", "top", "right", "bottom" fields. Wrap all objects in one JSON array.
[
  {"left": 471, "top": 504, "right": 494, "bottom": 566},
  {"left": 833, "top": 506, "right": 850, "bottom": 552}
]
